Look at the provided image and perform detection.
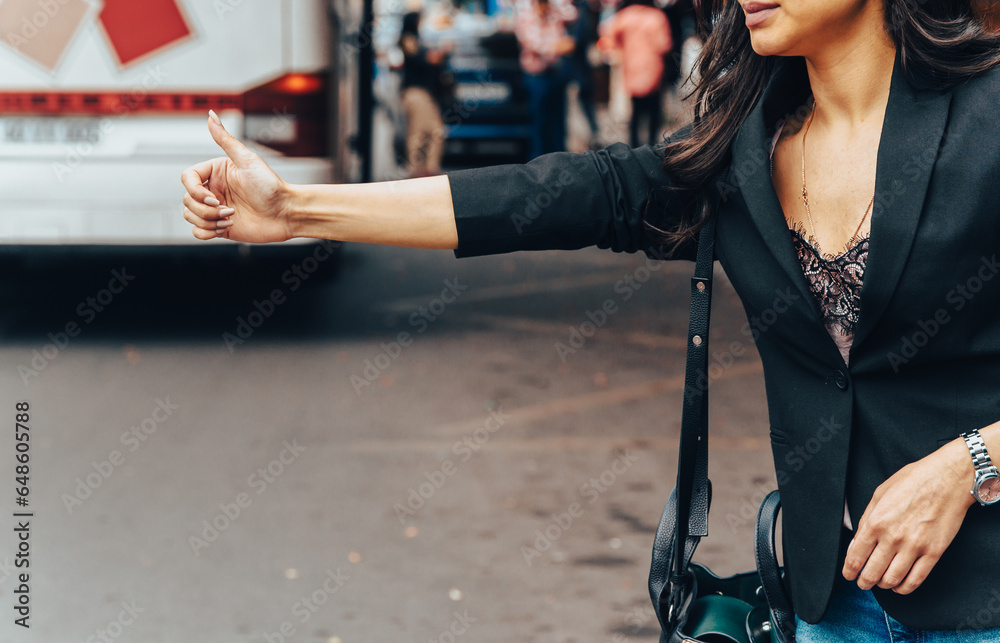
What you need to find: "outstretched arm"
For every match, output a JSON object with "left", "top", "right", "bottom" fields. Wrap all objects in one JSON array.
[
  {"left": 180, "top": 111, "right": 458, "bottom": 249},
  {"left": 181, "top": 110, "right": 697, "bottom": 261},
  {"left": 285, "top": 177, "right": 458, "bottom": 249}
]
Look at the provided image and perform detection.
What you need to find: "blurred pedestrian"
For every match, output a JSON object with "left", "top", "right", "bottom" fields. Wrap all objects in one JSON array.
[
  {"left": 660, "top": 0, "right": 694, "bottom": 92},
  {"left": 399, "top": 11, "right": 452, "bottom": 177},
  {"left": 565, "top": 0, "right": 602, "bottom": 148},
  {"left": 600, "top": 0, "right": 671, "bottom": 147},
  {"left": 514, "top": 0, "right": 578, "bottom": 159}
]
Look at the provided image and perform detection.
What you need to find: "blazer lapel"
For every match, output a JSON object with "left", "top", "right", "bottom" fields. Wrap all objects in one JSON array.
[
  {"left": 730, "top": 51, "right": 953, "bottom": 365},
  {"left": 849, "top": 52, "right": 952, "bottom": 359},
  {"left": 731, "top": 56, "right": 821, "bottom": 324}
]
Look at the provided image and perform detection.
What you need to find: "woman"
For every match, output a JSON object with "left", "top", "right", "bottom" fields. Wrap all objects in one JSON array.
[
  {"left": 398, "top": 11, "right": 451, "bottom": 177},
  {"left": 180, "top": 0, "right": 1000, "bottom": 637},
  {"left": 599, "top": 0, "right": 673, "bottom": 147}
]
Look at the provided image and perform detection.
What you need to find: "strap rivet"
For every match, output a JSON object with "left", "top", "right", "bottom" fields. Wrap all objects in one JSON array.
[
  {"left": 696, "top": 281, "right": 706, "bottom": 291},
  {"left": 692, "top": 335, "right": 702, "bottom": 346}
]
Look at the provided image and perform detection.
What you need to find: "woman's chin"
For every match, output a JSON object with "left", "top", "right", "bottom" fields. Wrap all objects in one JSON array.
[{"left": 748, "top": 33, "right": 791, "bottom": 58}]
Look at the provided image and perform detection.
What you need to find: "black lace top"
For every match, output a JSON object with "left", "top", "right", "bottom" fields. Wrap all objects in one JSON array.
[{"left": 769, "top": 123, "right": 869, "bottom": 367}]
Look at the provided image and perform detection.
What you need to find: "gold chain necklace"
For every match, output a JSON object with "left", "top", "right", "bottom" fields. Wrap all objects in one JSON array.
[{"left": 801, "top": 97, "right": 875, "bottom": 254}]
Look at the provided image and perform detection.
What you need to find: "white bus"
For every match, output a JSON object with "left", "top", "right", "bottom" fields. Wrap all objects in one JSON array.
[{"left": 0, "top": 0, "right": 361, "bottom": 248}]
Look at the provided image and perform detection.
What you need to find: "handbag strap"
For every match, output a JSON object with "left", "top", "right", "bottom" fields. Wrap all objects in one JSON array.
[
  {"left": 648, "top": 213, "right": 717, "bottom": 630},
  {"left": 755, "top": 490, "right": 795, "bottom": 643},
  {"left": 673, "top": 213, "right": 716, "bottom": 565}
]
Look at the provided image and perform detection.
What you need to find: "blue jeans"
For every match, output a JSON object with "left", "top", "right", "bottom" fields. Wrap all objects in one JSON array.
[
  {"left": 523, "top": 70, "right": 567, "bottom": 160},
  {"left": 795, "top": 574, "right": 1000, "bottom": 642}
]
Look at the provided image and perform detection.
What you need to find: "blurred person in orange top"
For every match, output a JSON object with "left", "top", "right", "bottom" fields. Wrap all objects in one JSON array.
[
  {"left": 514, "top": 0, "right": 578, "bottom": 158},
  {"left": 599, "top": 0, "right": 672, "bottom": 147}
]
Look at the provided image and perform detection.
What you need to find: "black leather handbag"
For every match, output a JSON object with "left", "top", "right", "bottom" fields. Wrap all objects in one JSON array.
[{"left": 647, "top": 214, "right": 797, "bottom": 643}]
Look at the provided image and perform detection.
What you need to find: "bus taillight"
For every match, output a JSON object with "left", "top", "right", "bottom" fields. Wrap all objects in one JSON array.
[{"left": 243, "top": 72, "right": 329, "bottom": 158}]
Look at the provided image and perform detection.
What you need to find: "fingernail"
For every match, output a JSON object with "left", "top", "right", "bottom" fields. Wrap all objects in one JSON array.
[
  {"left": 218, "top": 219, "right": 234, "bottom": 228},
  {"left": 204, "top": 196, "right": 220, "bottom": 206},
  {"left": 209, "top": 109, "right": 221, "bottom": 125},
  {"left": 219, "top": 207, "right": 235, "bottom": 216}
]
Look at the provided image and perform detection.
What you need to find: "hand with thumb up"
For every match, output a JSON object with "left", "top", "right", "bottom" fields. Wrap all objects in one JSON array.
[
  {"left": 182, "top": 110, "right": 459, "bottom": 249},
  {"left": 180, "top": 110, "right": 294, "bottom": 243}
]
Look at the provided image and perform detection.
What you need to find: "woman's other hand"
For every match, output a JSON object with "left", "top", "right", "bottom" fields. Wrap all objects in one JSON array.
[
  {"left": 842, "top": 439, "right": 976, "bottom": 595},
  {"left": 180, "top": 110, "right": 293, "bottom": 243}
]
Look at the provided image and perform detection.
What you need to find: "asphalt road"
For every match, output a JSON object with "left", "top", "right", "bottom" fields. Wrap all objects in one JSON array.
[{"left": 0, "top": 239, "right": 776, "bottom": 643}]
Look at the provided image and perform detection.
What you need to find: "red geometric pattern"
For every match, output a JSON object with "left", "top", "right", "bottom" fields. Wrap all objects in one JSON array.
[
  {"left": 0, "top": 0, "right": 194, "bottom": 71},
  {"left": 98, "top": 0, "right": 191, "bottom": 66}
]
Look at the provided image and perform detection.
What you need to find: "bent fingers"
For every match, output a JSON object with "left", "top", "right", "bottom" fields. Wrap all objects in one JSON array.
[{"left": 183, "top": 207, "right": 234, "bottom": 232}]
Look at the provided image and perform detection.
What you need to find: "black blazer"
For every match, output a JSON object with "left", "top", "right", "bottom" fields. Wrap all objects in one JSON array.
[{"left": 445, "top": 50, "right": 1000, "bottom": 630}]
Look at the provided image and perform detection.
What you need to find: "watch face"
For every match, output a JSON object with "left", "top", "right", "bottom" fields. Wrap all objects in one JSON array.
[{"left": 977, "top": 476, "right": 1000, "bottom": 505}]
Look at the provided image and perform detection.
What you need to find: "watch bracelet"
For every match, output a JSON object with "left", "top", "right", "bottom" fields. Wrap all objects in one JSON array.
[{"left": 962, "top": 430, "right": 994, "bottom": 472}]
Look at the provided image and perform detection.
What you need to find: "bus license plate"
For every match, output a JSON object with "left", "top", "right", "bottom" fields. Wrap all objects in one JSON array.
[{"left": 1, "top": 118, "right": 102, "bottom": 145}]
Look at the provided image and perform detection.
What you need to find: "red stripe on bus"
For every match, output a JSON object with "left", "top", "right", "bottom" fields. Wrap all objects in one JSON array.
[{"left": 0, "top": 92, "right": 243, "bottom": 115}]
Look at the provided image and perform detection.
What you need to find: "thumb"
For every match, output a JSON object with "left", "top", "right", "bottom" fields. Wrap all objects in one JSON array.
[{"left": 207, "top": 110, "right": 257, "bottom": 168}]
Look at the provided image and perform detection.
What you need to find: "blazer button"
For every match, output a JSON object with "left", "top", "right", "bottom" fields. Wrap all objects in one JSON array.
[{"left": 834, "top": 370, "right": 849, "bottom": 390}]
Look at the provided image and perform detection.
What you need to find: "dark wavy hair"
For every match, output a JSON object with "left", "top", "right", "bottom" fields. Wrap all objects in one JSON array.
[{"left": 648, "top": 0, "right": 1000, "bottom": 254}]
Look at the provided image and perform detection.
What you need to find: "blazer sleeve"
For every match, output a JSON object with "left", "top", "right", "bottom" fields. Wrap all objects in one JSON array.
[{"left": 445, "top": 123, "right": 697, "bottom": 261}]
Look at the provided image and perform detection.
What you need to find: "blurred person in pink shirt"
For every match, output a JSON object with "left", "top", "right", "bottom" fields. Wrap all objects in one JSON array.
[{"left": 600, "top": 0, "right": 672, "bottom": 147}]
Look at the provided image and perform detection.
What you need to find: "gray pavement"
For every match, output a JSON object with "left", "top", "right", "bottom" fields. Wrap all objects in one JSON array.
[{"left": 0, "top": 240, "right": 776, "bottom": 642}]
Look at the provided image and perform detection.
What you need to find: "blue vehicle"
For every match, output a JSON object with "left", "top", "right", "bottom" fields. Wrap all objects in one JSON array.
[
  {"left": 436, "top": 23, "right": 533, "bottom": 165},
  {"left": 381, "top": 0, "right": 534, "bottom": 167}
]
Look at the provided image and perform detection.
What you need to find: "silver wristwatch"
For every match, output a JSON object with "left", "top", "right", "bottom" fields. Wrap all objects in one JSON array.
[{"left": 961, "top": 430, "right": 1000, "bottom": 506}]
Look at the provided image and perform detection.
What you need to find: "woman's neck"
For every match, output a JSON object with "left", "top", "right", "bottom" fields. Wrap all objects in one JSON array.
[{"left": 802, "top": 25, "right": 897, "bottom": 130}]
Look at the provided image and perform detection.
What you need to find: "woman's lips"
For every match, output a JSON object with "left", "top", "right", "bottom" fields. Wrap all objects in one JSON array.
[{"left": 744, "top": 2, "right": 779, "bottom": 27}]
